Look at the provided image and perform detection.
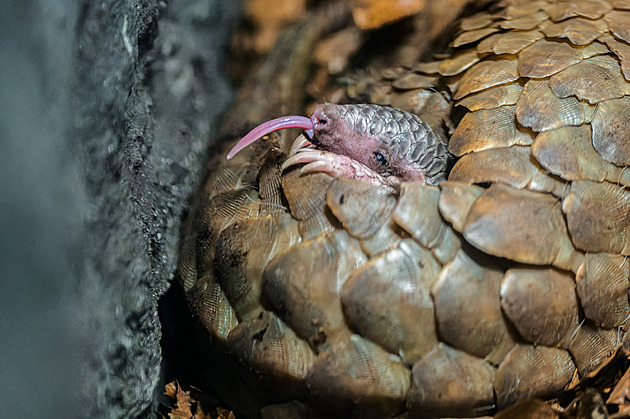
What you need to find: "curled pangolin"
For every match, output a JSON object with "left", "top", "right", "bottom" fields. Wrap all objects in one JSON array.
[{"left": 178, "top": 0, "right": 630, "bottom": 417}]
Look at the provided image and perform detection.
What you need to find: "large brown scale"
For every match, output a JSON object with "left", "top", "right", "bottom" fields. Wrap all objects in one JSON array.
[{"left": 177, "top": 0, "right": 630, "bottom": 417}]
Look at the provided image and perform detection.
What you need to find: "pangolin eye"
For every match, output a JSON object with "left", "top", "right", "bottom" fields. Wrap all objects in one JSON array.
[{"left": 374, "top": 151, "right": 388, "bottom": 168}]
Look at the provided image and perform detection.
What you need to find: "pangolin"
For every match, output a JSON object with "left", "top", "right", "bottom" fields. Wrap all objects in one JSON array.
[{"left": 178, "top": 0, "right": 630, "bottom": 417}]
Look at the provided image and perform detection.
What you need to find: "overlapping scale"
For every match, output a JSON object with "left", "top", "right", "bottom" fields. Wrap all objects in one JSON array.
[
  {"left": 604, "top": 10, "right": 630, "bottom": 43},
  {"left": 494, "top": 345, "right": 576, "bottom": 409},
  {"left": 438, "top": 49, "right": 481, "bottom": 76},
  {"left": 215, "top": 213, "right": 300, "bottom": 320},
  {"left": 449, "top": 106, "right": 534, "bottom": 156},
  {"left": 517, "top": 40, "right": 583, "bottom": 78},
  {"left": 326, "top": 177, "right": 397, "bottom": 240},
  {"left": 599, "top": 34, "right": 630, "bottom": 80},
  {"left": 262, "top": 231, "right": 365, "bottom": 350},
  {"left": 258, "top": 158, "right": 286, "bottom": 215},
  {"left": 516, "top": 79, "right": 595, "bottom": 132},
  {"left": 460, "top": 12, "right": 496, "bottom": 31},
  {"left": 281, "top": 169, "right": 336, "bottom": 239},
  {"left": 358, "top": 220, "right": 402, "bottom": 258},
  {"left": 452, "top": 27, "right": 500, "bottom": 48},
  {"left": 578, "top": 40, "right": 612, "bottom": 58},
  {"left": 532, "top": 125, "right": 630, "bottom": 185},
  {"left": 548, "top": 56, "right": 630, "bottom": 104},
  {"left": 544, "top": 0, "right": 612, "bottom": 21},
  {"left": 226, "top": 311, "right": 315, "bottom": 390},
  {"left": 452, "top": 57, "right": 520, "bottom": 99},
  {"left": 576, "top": 253, "right": 630, "bottom": 328},
  {"left": 568, "top": 324, "right": 621, "bottom": 377},
  {"left": 476, "top": 30, "right": 543, "bottom": 55},
  {"left": 177, "top": 218, "right": 200, "bottom": 292},
  {"left": 540, "top": 17, "right": 608, "bottom": 45},
  {"left": 341, "top": 239, "right": 439, "bottom": 365},
  {"left": 205, "top": 163, "right": 259, "bottom": 197},
  {"left": 411, "top": 90, "right": 452, "bottom": 132},
  {"left": 431, "top": 247, "right": 515, "bottom": 363},
  {"left": 438, "top": 181, "right": 484, "bottom": 232},
  {"left": 194, "top": 275, "right": 239, "bottom": 343},
  {"left": 461, "top": 184, "right": 583, "bottom": 272},
  {"left": 392, "top": 183, "right": 461, "bottom": 264},
  {"left": 202, "top": 164, "right": 262, "bottom": 243},
  {"left": 500, "top": 267, "right": 579, "bottom": 347},
  {"left": 562, "top": 180, "right": 630, "bottom": 255},
  {"left": 411, "top": 61, "right": 441, "bottom": 75},
  {"left": 591, "top": 96, "right": 630, "bottom": 166},
  {"left": 502, "top": 1, "right": 548, "bottom": 19},
  {"left": 389, "top": 89, "right": 433, "bottom": 116},
  {"left": 500, "top": 10, "right": 548, "bottom": 30},
  {"left": 305, "top": 335, "right": 410, "bottom": 418},
  {"left": 450, "top": 146, "right": 566, "bottom": 196},
  {"left": 407, "top": 343, "right": 496, "bottom": 417},
  {"left": 206, "top": 188, "right": 260, "bottom": 233},
  {"left": 456, "top": 83, "right": 522, "bottom": 111}
]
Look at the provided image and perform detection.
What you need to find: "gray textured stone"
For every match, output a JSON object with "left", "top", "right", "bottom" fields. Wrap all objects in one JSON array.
[{"left": 0, "top": 0, "right": 239, "bottom": 417}]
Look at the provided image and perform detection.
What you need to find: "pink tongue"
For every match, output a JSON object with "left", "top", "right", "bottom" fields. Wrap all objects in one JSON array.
[{"left": 226, "top": 115, "right": 313, "bottom": 160}]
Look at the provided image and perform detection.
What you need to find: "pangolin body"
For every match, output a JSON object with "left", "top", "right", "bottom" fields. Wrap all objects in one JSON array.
[{"left": 178, "top": 0, "right": 630, "bottom": 417}]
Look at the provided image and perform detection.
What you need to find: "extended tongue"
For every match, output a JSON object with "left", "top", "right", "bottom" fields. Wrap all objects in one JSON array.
[{"left": 226, "top": 115, "right": 314, "bottom": 160}]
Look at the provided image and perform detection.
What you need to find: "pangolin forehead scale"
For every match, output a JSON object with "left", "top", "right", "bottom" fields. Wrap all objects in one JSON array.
[
  {"left": 314, "top": 104, "right": 450, "bottom": 184},
  {"left": 321, "top": 104, "right": 437, "bottom": 152}
]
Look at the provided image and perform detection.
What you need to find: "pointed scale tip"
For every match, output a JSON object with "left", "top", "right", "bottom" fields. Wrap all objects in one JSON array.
[{"left": 226, "top": 115, "right": 313, "bottom": 160}]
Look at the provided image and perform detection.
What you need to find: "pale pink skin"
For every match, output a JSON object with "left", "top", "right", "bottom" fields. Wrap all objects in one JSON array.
[
  {"left": 225, "top": 115, "right": 314, "bottom": 160},
  {"left": 283, "top": 147, "right": 392, "bottom": 187},
  {"left": 226, "top": 104, "right": 427, "bottom": 185}
]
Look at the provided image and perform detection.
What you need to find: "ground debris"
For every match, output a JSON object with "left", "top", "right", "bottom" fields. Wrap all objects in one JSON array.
[
  {"left": 164, "top": 381, "right": 234, "bottom": 419},
  {"left": 496, "top": 353, "right": 630, "bottom": 419},
  {"left": 242, "top": 0, "right": 307, "bottom": 54},
  {"left": 351, "top": 0, "right": 427, "bottom": 29},
  {"left": 608, "top": 362, "right": 630, "bottom": 418}
]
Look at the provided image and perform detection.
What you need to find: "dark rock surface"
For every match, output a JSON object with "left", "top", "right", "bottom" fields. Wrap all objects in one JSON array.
[{"left": 0, "top": 0, "right": 239, "bottom": 416}]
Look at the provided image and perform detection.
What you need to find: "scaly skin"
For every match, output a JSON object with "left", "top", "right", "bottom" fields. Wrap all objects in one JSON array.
[{"left": 184, "top": 0, "right": 630, "bottom": 417}]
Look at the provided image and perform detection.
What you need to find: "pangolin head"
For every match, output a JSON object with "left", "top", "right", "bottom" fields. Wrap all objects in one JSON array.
[{"left": 226, "top": 103, "right": 450, "bottom": 185}]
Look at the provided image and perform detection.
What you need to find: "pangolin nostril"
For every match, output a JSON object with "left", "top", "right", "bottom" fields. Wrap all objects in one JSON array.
[{"left": 311, "top": 106, "right": 331, "bottom": 130}]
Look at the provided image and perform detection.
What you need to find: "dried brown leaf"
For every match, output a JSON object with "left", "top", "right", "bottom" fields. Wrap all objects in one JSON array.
[
  {"left": 245, "top": 0, "right": 307, "bottom": 53},
  {"left": 608, "top": 367, "right": 630, "bottom": 405},
  {"left": 167, "top": 381, "right": 194, "bottom": 419},
  {"left": 217, "top": 407, "right": 237, "bottom": 419},
  {"left": 352, "top": 0, "right": 426, "bottom": 30},
  {"left": 314, "top": 27, "right": 363, "bottom": 74},
  {"left": 164, "top": 381, "right": 228, "bottom": 419},
  {"left": 164, "top": 381, "right": 178, "bottom": 399},
  {"left": 494, "top": 398, "right": 560, "bottom": 418}
]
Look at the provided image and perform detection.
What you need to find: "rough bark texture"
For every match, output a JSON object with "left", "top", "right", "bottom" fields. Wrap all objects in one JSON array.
[{"left": 1, "top": 0, "right": 238, "bottom": 417}]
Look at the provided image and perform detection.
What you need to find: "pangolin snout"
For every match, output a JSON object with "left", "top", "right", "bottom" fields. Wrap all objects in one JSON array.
[{"left": 311, "top": 105, "right": 334, "bottom": 135}]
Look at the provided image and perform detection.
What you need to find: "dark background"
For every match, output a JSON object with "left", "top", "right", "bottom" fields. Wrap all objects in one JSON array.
[{"left": 0, "top": 0, "right": 240, "bottom": 416}]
